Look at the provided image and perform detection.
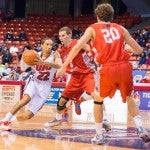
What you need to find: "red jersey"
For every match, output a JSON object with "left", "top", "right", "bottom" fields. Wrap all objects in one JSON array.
[
  {"left": 57, "top": 39, "right": 95, "bottom": 74},
  {"left": 90, "top": 23, "right": 130, "bottom": 65}
]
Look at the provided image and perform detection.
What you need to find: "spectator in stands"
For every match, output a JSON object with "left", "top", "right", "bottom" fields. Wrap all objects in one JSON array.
[
  {"left": 72, "top": 26, "right": 83, "bottom": 39},
  {"left": 146, "top": 39, "right": 150, "bottom": 49},
  {"left": 53, "top": 33, "right": 61, "bottom": 45},
  {"left": 0, "top": 59, "right": 5, "bottom": 75},
  {"left": 138, "top": 52, "right": 146, "bottom": 67},
  {"left": 18, "top": 31, "right": 28, "bottom": 41},
  {"left": 141, "top": 28, "right": 149, "bottom": 41},
  {"left": 23, "top": 43, "right": 32, "bottom": 51},
  {"left": 4, "top": 31, "right": 14, "bottom": 41},
  {"left": 140, "top": 71, "right": 150, "bottom": 83},
  {"left": 145, "top": 52, "right": 150, "bottom": 67},
  {"left": 9, "top": 44, "right": 19, "bottom": 53},
  {"left": 34, "top": 43, "right": 41, "bottom": 52},
  {"left": 2, "top": 49, "right": 12, "bottom": 64},
  {"left": 2, "top": 62, "right": 11, "bottom": 76},
  {"left": 6, "top": 68, "right": 20, "bottom": 80}
]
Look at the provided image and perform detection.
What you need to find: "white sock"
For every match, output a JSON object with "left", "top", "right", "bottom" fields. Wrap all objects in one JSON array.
[
  {"left": 56, "top": 113, "right": 62, "bottom": 120},
  {"left": 10, "top": 116, "right": 18, "bottom": 122},
  {"left": 95, "top": 123, "right": 103, "bottom": 135},
  {"left": 133, "top": 115, "right": 143, "bottom": 128},
  {"left": 3, "top": 112, "right": 13, "bottom": 122}
]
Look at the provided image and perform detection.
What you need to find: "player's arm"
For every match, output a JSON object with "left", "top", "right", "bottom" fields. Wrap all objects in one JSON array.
[
  {"left": 123, "top": 27, "right": 143, "bottom": 54},
  {"left": 42, "top": 52, "right": 62, "bottom": 69},
  {"left": 81, "top": 43, "right": 91, "bottom": 52}
]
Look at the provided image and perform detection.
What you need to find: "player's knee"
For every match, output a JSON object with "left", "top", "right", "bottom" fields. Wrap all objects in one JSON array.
[
  {"left": 57, "top": 96, "right": 69, "bottom": 111},
  {"left": 94, "top": 101, "right": 103, "bottom": 105}
]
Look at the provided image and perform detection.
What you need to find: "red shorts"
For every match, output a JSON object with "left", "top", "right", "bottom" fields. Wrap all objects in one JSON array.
[
  {"left": 62, "top": 72, "right": 95, "bottom": 100},
  {"left": 99, "top": 62, "right": 133, "bottom": 103}
]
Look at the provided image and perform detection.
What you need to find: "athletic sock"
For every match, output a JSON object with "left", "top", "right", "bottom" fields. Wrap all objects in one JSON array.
[
  {"left": 10, "top": 116, "right": 18, "bottom": 122},
  {"left": 56, "top": 113, "right": 62, "bottom": 120},
  {"left": 133, "top": 115, "right": 143, "bottom": 128},
  {"left": 2, "top": 112, "right": 13, "bottom": 122},
  {"left": 95, "top": 123, "right": 103, "bottom": 135}
]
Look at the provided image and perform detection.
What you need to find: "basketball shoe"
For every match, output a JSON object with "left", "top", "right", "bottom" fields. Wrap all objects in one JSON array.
[
  {"left": 102, "top": 119, "right": 111, "bottom": 131},
  {"left": 91, "top": 134, "right": 106, "bottom": 144},
  {"left": 137, "top": 127, "right": 150, "bottom": 143},
  {"left": 0, "top": 121, "right": 11, "bottom": 131},
  {"left": 44, "top": 118, "right": 62, "bottom": 127},
  {"left": 74, "top": 99, "right": 82, "bottom": 115}
]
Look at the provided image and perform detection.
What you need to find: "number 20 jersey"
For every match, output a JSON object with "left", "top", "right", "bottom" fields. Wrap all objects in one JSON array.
[{"left": 90, "top": 23, "right": 130, "bottom": 65}]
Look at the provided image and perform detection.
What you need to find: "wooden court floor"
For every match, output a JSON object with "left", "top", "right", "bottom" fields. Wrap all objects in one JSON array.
[{"left": 0, "top": 111, "right": 150, "bottom": 150}]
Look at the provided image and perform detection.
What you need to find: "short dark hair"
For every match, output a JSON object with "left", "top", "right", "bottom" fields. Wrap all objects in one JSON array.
[
  {"left": 41, "top": 37, "right": 52, "bottom": 45},
  {"left": 95, "top": 3, "right": 114, "bottom": 22}
]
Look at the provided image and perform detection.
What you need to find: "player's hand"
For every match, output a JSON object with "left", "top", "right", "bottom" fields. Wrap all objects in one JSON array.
[
  {"left": 33, "top": 57, "right": 44, "bottom": 65},
  {"left": 56, "top": 67, "right": 66, "bottom": 77}
]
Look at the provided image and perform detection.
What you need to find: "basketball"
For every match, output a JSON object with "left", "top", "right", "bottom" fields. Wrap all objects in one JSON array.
[{"left": 22, "top": 50, "right": 39, "bottom": 66}]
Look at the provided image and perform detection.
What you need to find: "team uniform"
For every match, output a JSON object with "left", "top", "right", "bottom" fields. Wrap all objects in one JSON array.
[
  {"left": 90, "top": 23, "right": 132, "bottom": 102},
  {"left": 57, "top": 39, "right": 95, "bottom": 100},
  {"left": 21, "top": 51, "right": 58, "bottom": 114}
]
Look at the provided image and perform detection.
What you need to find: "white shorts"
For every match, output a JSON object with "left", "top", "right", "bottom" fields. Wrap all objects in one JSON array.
[{"left": 23, "top": 77, "right": 51, "bottom": 114}]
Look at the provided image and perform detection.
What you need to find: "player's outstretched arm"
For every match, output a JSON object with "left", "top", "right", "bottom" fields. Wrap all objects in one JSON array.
[{"left": 123, "top": 27, "right": 143, "bottom": 54}]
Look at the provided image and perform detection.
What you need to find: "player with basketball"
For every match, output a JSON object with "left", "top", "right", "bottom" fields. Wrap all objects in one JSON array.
[
  {"left": 44, "top": 27, "right": 111, "bottom": 131},
  {"left": 0, "top": 37, "right": 62, "bottom": 131},
  {"left": 56, "top": 4, "right": 150, "bottom": 144}
]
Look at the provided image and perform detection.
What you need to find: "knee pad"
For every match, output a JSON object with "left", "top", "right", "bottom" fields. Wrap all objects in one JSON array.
[
  {"left": 94, "top": 101, "right": 103, "bottom": 105},
  {"left": 57, "top": 96, "right": 69, "bottom": 111}
]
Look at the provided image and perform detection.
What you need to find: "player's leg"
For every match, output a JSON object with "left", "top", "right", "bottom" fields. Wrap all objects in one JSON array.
[
  {"left": 91, "top": 92, "right": 105, "bottom": 144},
  {"left": 0, "top": 94, "right": 31, "bottom": 130},
  {"left": 16, "top": 110, "right": 34, "bottom": 121},
  {"left": 120, "top": 63, "right": 150, "bottom": 143},
  {"left": 44, "top": 96, "right": 69, "bottom": 127},
  {"left": 127, "top": 96, "right": 150, "bottom": 143},
  {"left": 74, "top": 92, "right": 88, "bottom": 115},
  {"left": 44, "top": 76, "right": 83, "bottom": 127}
]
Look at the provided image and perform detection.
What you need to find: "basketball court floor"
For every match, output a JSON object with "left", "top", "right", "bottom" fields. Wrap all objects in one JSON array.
[{"left": 0, "top": 109, "right": 150, "bottom": 150}]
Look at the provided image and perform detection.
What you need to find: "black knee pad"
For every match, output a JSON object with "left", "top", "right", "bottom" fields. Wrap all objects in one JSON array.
[
  {"left": 94, "top": 101, "right": 103, "bottom": 105},
  {"left": 57, "top": 96, "right": 69, "bottom": 111}
]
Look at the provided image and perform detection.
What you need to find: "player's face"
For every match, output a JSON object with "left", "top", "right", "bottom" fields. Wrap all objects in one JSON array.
[
  {"left": 59, "top": 31, "right": 71, "bottom": 46},
  {"left": 41, "top": 39, "right": 53, "bottom": 53}
]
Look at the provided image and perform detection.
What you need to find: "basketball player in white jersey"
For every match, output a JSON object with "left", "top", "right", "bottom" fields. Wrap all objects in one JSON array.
[{"left": 0, "top": 37, "right": 62, "bottom": 130}]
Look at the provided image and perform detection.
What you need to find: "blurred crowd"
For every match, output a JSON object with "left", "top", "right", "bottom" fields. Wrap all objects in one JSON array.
[{"left": 131, "top": 28, "right": 150, "bottom": 69}]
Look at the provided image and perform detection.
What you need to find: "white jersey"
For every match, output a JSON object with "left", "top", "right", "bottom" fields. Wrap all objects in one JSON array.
[
  {"left": 22, "top": 51, "right": 58, "bottom": 114},
  {"left": 32, "top": 51, "right": 57, "bottom": 85}
]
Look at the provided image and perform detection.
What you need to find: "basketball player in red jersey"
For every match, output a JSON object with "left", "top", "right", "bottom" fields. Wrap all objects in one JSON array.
[
  {"left": 56, "top": 4, "right": 150, "bottom": 144},
  {"left": 0, "top": 37, "right": 62, "bottom": 131},
  {"left": 44, "top": 27, "right": 111, "bottom": 131}
]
